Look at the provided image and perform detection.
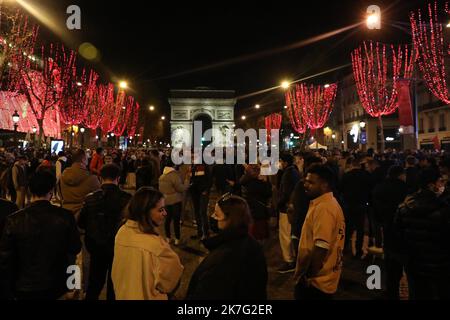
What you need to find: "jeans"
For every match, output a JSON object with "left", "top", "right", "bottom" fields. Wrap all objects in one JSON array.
[
  {"left": 164, "top": 202, "right": 182, "bottom": 240},
  {"left": 384, "top": 253, "right": 404, "bottom": 300},
  {"left": 191, "top": 191, "right": 210, "bottom": 237},
  {"left": 86, "top": 247, "right": 115, "bottom": 300}
]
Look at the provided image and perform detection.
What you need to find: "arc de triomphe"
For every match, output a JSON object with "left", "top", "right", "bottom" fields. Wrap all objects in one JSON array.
[{"left": 169, "top": 88, "right": 236, "bottom": 148}]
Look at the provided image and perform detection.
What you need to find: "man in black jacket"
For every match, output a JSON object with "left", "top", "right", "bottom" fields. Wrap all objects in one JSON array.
[
  {"left": 340, "top": 158, "right": 371, "bottom": 258},
  {"left": 372, "top": 166, "right": 408, "bottom": 299},
  {"left": 0, "top": 170, "right": 81, "bottom": 300},
  {"left": 277, "top": 153, "right": 301, "bottom": 273},
  {"left": 190, "top": 160, "right": 213, "bottom": 240},
  {"left": 78, "top": 164, "right": 131, "bottom": 300},
  {"left": 395, "top": 168, "right": 450, "bottom": 299}
]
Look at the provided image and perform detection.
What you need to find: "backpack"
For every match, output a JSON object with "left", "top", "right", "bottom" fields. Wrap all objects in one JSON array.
[{"left": 85, "top": 189, "right": 130, "bottom": 249}]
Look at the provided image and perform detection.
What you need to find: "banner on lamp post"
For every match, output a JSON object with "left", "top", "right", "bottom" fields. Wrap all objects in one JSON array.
[{"left": 396, "top": 79, "right": 414, "bottom": 134}]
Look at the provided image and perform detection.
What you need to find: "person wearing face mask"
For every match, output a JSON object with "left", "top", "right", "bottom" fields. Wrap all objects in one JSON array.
[
  {"left": 111, "top": 188, "right": 183, "bottom": 300},
  {"left": 394, "top": 167, "right": 450, "bottom": 299}
]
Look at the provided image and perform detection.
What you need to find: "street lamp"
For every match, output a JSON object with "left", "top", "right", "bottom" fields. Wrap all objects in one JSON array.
[
  {"left": 119, "top": 81, "right": 128, "bottom": 89},
  {"left": 161, "top": 116, "right": 165, "bottom": 120},
  {"left": 32, "top": 126, "right": 37, "bottom": 144},
  {"left": 281, "top": 81, "right": 290, "bottom": 90},
  {"left": 255, "top": 104, "right": 260, "bottom": 109},
  {"left": 80, "top": 127, "right": 85, "bottom": 149},
  {"left": 149, "top": 105, "right": 155, "bottom": 111},
  {"left": 241, "top": 115, "right": 246, "bottom": 120},
  {"left": 12, "top": 110, "right": 20, "bottom": 147}
]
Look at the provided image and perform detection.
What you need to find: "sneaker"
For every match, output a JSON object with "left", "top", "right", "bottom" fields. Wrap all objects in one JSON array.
[{"left": 277, "top": 262, "right": 296, "bottom": 274}]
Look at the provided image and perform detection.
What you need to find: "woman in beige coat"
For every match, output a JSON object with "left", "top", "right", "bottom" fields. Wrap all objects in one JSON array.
[{"left": 112, "top": 187, "right": 184, "bottom": 300}]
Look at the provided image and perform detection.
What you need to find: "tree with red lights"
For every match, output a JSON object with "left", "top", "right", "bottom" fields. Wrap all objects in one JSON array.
[
  {"left": 13, "top": 44, "right": 75, "bottom": 145},
  {"left": 285, "top": 83, "right": 337, "bottom": 150},
  {"left": 411, "top": 2, "right": 450, "bottom": 104},
  {"left": 0, "top": 7, "right": 38, "bottom": 89},
  {"left": 264, "top": 113, "right": 282, "bottom": 142},
  {"left": 351, "top": 41, "right": 414, "bottom": 152}
]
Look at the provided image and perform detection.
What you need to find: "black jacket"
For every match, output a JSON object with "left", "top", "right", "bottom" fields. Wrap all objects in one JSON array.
[
  {"left": 394, "top": 189, "right": 450, "bottom": 277},
  {"left": 290, "top": 180, "right": 310, "bottom": 238},
  {"left": 240, "top": 175, "right": 272, "bottom": 220},
  {"left": 190, "top": 164, "right": 213, "bottom": 194},
  {"left": 136, "top": 164, "right": 155, "bottom": 190},
  {"left": 340, "top": 168, "right": 372, "bottom": 206},
  {"left": 0, "top": 201, "right": 81, "bottom": 298},
  {"left": 278, "top": 165, "right": 300, "bottom": 213},
  {"left": 186, "top": 228, "right": 267, "bottom": 300},
  {"left": 78, "top": 184, "right": 131, "bottom": 253},
  {"left": 405, "top": 166, "right": 420, "bottom": 194},
  {"left": 0, "top": 199, "right": 18, "bottom": 236},
  {"left": 372, "top": 178, "right": 408, "bottom": 251}
]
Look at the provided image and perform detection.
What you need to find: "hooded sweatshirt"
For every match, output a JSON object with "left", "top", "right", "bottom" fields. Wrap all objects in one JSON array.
[
  {"left": 60, "top": 162, "right": 101, "bottom": 219},
  {"left": 158, "top": 167, "right": 189, "bottom": 206}
]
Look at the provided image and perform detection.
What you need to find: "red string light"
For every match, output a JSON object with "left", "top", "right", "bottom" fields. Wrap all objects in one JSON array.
[
  {"left": 411, "top": 1, "right": 450, "bottom": 104},
  {"left": 264, "top": 113, "right": 282, "bottom": 141},
  {"left": 286, "top": 83, "right": 337, "bottom": 133},
  {"left": 351, "top": 41, "right": 414, "bottom": 117}
]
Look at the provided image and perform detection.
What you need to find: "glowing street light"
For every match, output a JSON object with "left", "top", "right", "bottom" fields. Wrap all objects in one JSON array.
[
  {"left": 161, "top": 116, "right": 165, "bottom": 120},
  {"left": 366, "top": 5, "right": 381, "bottom": 30},
  {"left": 149, "top": 105, "right": 155, "bottom": 111},
  {"left": 324, "top": 84, "right": 330, "bottom": 88},
  {"left": 119, "top": 81, "right": 128, "bottom": 89},
  {"left": 241, "top": 115, "right": 246, "bottom": 120},
  {"left": 284, "top": 105, "right": 288, "bottom": 109},
  {"left": 255, "top": 104, "right": 260, "bottom": 109},
  {"left": 76, "top": 82, "right": 83, "bottom": 87},
  {"left": 281, "top": 81, "right": 290, "bottom": 89},
  {"left": 111, "top": 132, "right": 115, "bottom": 137}
]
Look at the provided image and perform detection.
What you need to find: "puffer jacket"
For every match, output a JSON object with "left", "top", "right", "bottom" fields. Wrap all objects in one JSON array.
[
  {"left": 60, "top": 163, "right": 101, "bottom": 218},
  {"left": 158, "top": 167, "right": 189, "bottom": 206},
  {"left": 0, "top": 201, "right": 81, "bottom": 298},
  {"left": 394, "top": 189, "right": 450, "bottom": 277}
]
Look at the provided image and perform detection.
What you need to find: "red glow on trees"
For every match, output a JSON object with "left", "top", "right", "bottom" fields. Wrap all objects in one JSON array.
[
  {"left": 285, "top": 83, "right": 337, "bottom": 135},
  {"left": 264, "top": 113, "right": 282, "bottom": 141},
  {"left": 410, "top": 2, "right": 450, "bottom": 104}
]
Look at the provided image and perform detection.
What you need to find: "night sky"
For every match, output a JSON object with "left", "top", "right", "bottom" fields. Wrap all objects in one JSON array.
[{"left": 28, "top": 0, "right": 429, "bottom": 136}]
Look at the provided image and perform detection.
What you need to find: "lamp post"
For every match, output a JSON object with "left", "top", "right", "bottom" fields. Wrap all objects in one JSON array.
[
  {"left": 12, "top": 110, "right": 20, "bottom": 147},
  {"left": 32, "top": 126, "right": 37, "bottom": 145},
  {"left": 80, "top": 127, "right": 85, "bottom": 149}
]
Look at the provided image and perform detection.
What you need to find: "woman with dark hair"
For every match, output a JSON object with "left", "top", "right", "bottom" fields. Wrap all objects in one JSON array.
[
  {"left": 186, "top": 194, "right": 268, "bottom": 300},
  {"left": 111, "top": 187, "right": 184, "bottom": 300}
]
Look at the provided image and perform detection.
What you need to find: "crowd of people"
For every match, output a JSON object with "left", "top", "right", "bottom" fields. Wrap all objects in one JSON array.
[{"left": 0, "top": 145, "right": 449, "bottom": 300}]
